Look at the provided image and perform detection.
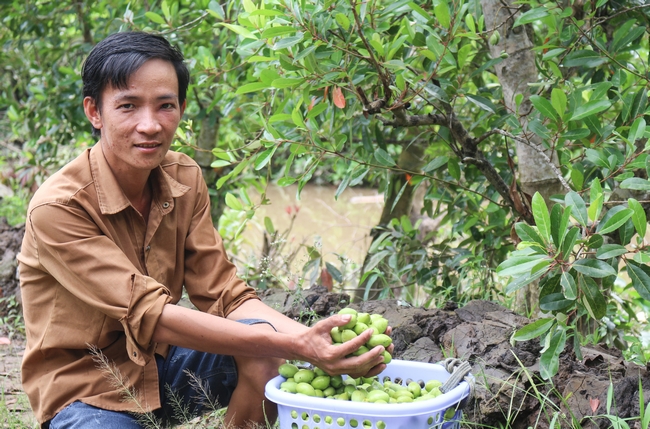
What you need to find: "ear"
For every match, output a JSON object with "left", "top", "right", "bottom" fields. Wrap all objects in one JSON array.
[
  {"left": 180, "top": 99, "right": 187, "bottom": 116},
  {"left": 83, "top": 96, "right": 103, "bottom": 130}
]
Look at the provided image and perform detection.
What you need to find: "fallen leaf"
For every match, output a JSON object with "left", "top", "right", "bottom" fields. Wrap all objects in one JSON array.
[
  {"left": 333, "top": 86, "right": 346, "bottom": 109},
  {"left": 320, "top": 268, "right": 333, "bottom": 291},
  {"left": 589, "top": 397, "right": 599, "bottom": 413}
]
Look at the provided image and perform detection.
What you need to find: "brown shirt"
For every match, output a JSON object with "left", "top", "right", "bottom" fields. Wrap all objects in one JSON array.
[{"left": 17, "top": 143, "right": 258, "bottom": 424}]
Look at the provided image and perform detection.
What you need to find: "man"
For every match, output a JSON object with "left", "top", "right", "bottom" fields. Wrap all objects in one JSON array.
[{"left": 18, "top": 32, "right": 389, "bottom": 429}]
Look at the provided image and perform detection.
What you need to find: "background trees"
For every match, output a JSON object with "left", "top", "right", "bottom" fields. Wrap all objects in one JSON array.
[{"left": 1, "top": 0, "right": 650, "bottom": 378}]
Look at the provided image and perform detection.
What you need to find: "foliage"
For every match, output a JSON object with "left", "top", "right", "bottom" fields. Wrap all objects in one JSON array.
[{"left": 1, "top": 0, "right": 650, "bottom": 382}]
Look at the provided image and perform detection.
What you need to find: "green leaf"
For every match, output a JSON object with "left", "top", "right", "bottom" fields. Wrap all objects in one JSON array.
[
  {"left": 271, "top": 77, "right": 305, "bottom": 88},
  {"left": 564, "top": 50, "right": 607, "bottom": 68},
  {"left": 586, "top": 234, "right": 603, "bottom": 249},
  {"left": 588, "top": 179, "right": 603, "bottom": 222},
  {"left": 277, "top": 176, "right": 296, "bottom": 187},
  {"left": 236, "top": 82, "right": 270, "bottom": 94},
  {"left": 540, "top": 327, "right": 566, "bottom": 380},
  {"left": 219, "top": 23, "right": 259, "bottom": 40},
  {"left": 466, "top": 94, "right": 498, "bottom": 113},
  {"left": 629, "top": 117, "right": 646, "bottom": 142},
  {"left": 573, "top": 258, "right": 617, "bottom": 278},
  {"left": 434, "top": 0, "right": 450, "bottom": 29},
  {"left": 335, "top": 13, "right": 350, "bottom": 31},
  {"left": 628, "top": 198, "right": 647, "bottom": 239},
  {"left": 448, "top": 158, "right": 461, "bottom": 181},
  {"left": 596, "top": 244, "right": 628, "bottom": 259},
  {"left": 551, "top": 88, "right": 567, "bottom": 118},
  {"left": 264, "top": 216, "right": 275, "bottom": 234},
  {"left": 565, "top": 191, "right": 589, "bottom": 227},
  {"left": 325, "top": 262, "right": 343, "bottom": 283},
  {"left": 254, "top": 147, "right": 276, "bottom": 170},
  {"left": 540, "top": 292, "right": 574, "bottom": 312},
  {"left": 597, "top": 206, "right": 633, "bottom": 235},
  {"left": 514, "top": 7, "right": 550, "bottom": 27},
  {"left": 515, "top": 223, "right": 547, "bottom": 248},
  {"left": 530, "top": 95, "right": 560, "bottom": 122},
  {"left": 580, "top": 276, "right": 607, "bottom": 319},
  {"left": 210, "top": 159, "right": 232, "bottom": 168},
  {"left": 505, "top": 265, "right": 549, "bottom": 294},
  {"left": 422, "top": 156, "right": 449, "bottom": 173},
  {"left": 145, "top": 11, "right": 166, "bottom": 25},
  {"left": 620, "top": 178, "right": 650, "bottom": 191},
  {"left": 570, "top": 100, "right": 612, "bottom": 121},
  {"left": 532, "top": 192, "right": 551, "bottom": 242},
  {"left": 560, "top": 227, "right": 580, "bottom": 260},
  {"left": 225, "top": 193, "right": 243, "bottom": 211},
  {"left": 512, "top": 318, "right": 555, "bottom": 342},
  {"left": 374, "top": 148, "right": 396, "bottom": 167},
  {"left": 561, "top": 271, "right": 578, "bottom": 300},
  {"left": 550, "top": 204, "right": 563, "bottom": 248},
  {"left": 627, "top": 260, "right": 650, "bottom": 301},
  {"left": 261, "top": 26, "right": 296, "bottom": 38},
  {"left": 498, "top": 255, "right": 551, "bottom": 277}
]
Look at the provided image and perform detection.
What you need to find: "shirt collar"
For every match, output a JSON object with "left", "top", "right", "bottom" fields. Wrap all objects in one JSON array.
[{"left": 89, "top": 143, "right": 190, "bottom": 215}]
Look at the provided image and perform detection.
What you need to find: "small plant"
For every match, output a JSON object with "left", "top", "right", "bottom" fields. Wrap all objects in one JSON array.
[
  {"left": 0, "top": 296, "right": 25, "bottom": 339},
  {"left": 499, "top": 188, "right": 650, "bottom": 380}
]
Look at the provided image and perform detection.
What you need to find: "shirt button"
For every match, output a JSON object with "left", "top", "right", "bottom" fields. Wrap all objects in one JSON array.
[
  {"left": 146, "top": 245, "right": 151, "bottom": 251},
  {"left": 162, "top": 202, "right": 170, "bottom": 208},
  {"left": 133, "top": 352, "right": 137, "bottom": 357}
]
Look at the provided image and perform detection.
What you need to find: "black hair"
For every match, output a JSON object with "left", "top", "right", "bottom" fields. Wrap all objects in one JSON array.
[{"left": 81, "top": 32, "right": 190, "bottom": 136}]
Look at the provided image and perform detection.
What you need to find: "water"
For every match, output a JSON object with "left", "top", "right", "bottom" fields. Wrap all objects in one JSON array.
[{"left": 235, "top": 183, "right": 384, "bottom": 284}]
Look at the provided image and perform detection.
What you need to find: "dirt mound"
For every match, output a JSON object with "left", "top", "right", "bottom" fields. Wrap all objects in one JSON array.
[{"left": 260, "top": 286, "right": 650, "bottom": 428}]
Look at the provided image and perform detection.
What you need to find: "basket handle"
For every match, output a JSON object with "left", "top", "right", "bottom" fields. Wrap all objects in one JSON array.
[{"left": 439, "top": 357, "right": 475, "bottom": 406}]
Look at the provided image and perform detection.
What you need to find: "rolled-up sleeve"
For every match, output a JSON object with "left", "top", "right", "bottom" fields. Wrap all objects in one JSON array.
[{"left": 26, "top": 202, "right": 172, "bottom": 365}]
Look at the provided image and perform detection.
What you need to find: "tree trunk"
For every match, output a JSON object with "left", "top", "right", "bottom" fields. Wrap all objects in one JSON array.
[
  {"left": 194, "top": 113, "right": 222, "bottom": 223},
  {"left": 480, "top": 0, "right": 569, "bottom": 314},
  {"left": 355, "top": 141, "right": 427, "bottom": 301}
]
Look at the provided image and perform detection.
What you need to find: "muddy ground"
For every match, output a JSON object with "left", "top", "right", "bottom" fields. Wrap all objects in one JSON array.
[{"left": 1, "top": 218, "right": 649, "bottom": 428}]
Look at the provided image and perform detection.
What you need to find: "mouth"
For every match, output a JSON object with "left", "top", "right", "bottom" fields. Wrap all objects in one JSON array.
[{"left": 134, "top": 142, "right": 161, "bottom": 149}]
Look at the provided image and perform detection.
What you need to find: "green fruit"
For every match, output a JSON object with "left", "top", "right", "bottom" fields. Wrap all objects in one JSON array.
[
  {"left": 311, "top": 375, "right": 331, "bottom": 390},
  {"left": 353, "top": 322, "right": 369, "bottom": 335},
  {"left": 367, "top": 389, "right": 390, "bottom": 403},
  {"left": 408, "top": 381, "right": 422, "bottom": 398},
  {"left": 352, "top": 345, "right": 369, "bottom": 356},
  {"left": 338, "top": 308, "right": 358, "bottom": 329},
  {"left": 357, "top": 312, "right": 371, "bottom": 324},
  {"left": 330, "top": 327, "right": 343, "bottom": 343},
  {"left": 296, "top": 382, "right": 316, "bottom": 396},
  {"left": 396, "top": 395, "right": 413, "bottom": 403},
  {"left": 314, "top": 367, "right": 328, "bottom": 377},
  {"left": 280, "top": 381, "right": 297, "bottom": 393},
  {"left": 377, "top": 421, "right": 386, "bottom": 429},
  {"left": 370, "top": 317, "right": 388, "bottom": 335},
  {"left": 294, "top": 369, "right": 315, "bottom": 384},
  {"left": 323, "top": 386, "right": 336, "bottom": 397},
  {"left": 314, "top": 389, "right": 324, "bottom": 398},
  {"left": 278, "top": 363, "right": 299, "bottom": 379},
  {"left": 344, "top": 385, "right": 356, "bottom": 396},
  {"left": 350, "top": 389, "right": 367, "bottom": 402},
  {"left": 425, "top": 379, "right": 442, "bottom": 392},
  {"left": 325, "top": 416, "right": 333, "bottom": 424},
  {"left": 383, "top": 350, "right": 392, "bottom": 364},
  {"left": 291, "top": 410, "right": 298, "bottom": 419},
  {"left": 341, "top": 329, "right": 358, "bottom": 342},
  {"left": 330, "top": 375, "right": 343, "bottom": 388},
  {"left": 367, "top": 334, "right": 392, "bottom": 348}
]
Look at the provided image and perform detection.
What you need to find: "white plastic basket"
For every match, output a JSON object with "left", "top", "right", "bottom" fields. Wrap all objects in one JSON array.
[{"left": 265, "top": 359, "right": 471, "bottom": 429}]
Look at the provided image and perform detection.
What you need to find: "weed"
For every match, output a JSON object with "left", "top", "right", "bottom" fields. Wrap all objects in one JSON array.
[{"left": 0, "top": 296, "right": 25, "bottom": 339}]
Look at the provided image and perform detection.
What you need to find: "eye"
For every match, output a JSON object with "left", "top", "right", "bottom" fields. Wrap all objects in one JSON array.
[
  {"left": 118, "top": 103, "right": 135, "bottom": 110},
  {"left": 161, "top": 103, "right": 176, "bottom": 109}
]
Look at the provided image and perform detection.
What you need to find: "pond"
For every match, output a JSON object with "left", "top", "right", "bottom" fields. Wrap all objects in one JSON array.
[{"left": 232, "top": 183, "right": 384, "bottom": 289}]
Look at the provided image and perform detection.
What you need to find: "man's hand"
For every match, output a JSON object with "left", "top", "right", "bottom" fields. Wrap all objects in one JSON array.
[{"left": 295, "top": 314, "right": 393, "bottom": 379}]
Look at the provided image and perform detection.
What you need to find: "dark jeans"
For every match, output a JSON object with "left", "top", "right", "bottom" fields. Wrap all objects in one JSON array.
[{"left": 48, "top": 319, "right": 274, "bottom": 429}]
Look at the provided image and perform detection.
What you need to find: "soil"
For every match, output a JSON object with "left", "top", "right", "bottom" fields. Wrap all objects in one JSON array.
[{"left": 2, "top": 218, "right": 649, "bottom": 428}]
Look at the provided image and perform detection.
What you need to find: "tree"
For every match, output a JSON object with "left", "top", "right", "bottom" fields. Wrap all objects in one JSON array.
[{"left": 2, "top": 0, "right": 650, "bottom": 379}]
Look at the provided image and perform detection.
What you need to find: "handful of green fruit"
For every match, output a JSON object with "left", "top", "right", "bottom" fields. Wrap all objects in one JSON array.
[
  {"left": 277, "top": 362, "right": 445, "bottom": 404},
  {"left": 331, "top": 308, "right": 392, "bottom": 364}
]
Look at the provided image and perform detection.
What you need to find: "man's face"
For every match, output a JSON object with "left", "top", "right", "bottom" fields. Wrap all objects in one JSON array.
[{"left": 83, "top": 58, "right": 185, "bottom": 177}]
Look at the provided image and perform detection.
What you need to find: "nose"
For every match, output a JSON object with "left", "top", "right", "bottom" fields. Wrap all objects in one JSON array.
[{"left": 136, "top": 107, "right": 162, "bottom": 135}]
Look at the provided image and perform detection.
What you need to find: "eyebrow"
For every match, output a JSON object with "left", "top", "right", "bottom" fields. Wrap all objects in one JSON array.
[{"left": 112, "top": 93, "right": 179, "bottom": 103}]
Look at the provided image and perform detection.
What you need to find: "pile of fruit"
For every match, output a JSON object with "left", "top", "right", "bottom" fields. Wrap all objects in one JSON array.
[
  {"left": 331, "top": 308, "right": 392, "bottom": 364},
  {"left": 277, "top": 308, "right": 446, "bottom": 404}
]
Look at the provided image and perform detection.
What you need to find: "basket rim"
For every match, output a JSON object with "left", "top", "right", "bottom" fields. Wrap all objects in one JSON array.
[{"left": 264, "top": 359, "right": 471, "bottom": 417}]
